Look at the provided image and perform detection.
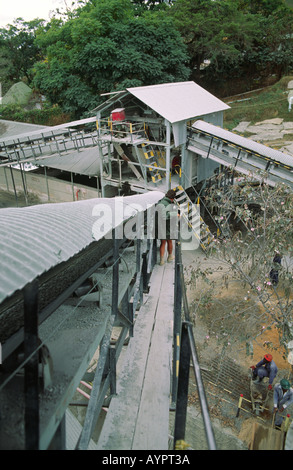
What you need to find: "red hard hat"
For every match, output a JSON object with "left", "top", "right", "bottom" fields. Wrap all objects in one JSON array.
[{"left": 264, "top": 354, "right": 273, "bottom": 362}]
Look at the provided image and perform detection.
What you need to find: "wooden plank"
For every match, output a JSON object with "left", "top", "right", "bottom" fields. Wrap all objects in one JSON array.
[
  {"left": 132, "top": 263, "right": 174, "bottom": 449},
  {"left": 97, "top": 263, "right": 174, "bottom": 450}
]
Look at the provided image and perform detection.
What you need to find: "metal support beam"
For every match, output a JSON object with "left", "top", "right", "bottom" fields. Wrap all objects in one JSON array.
[
  {"left": 112, "top": 235, "right": 119, "bottom": 317},
  {"left": 173, "top": 322, "right": 190, "bottom": 447},
  {"left": 165, "top": 120, "right": 171, "bottom": 191},
  {"left": 142, "top": 252, "right": 148, "bottom": 293},
  {"left": 172, "top": 240, "right": 182, "bottom": 405},
  {"left": 77, "top": 234, "right": 120, "bottom": 450},
  {"left": 109, "top": 346, "right": 116, "bottom": 396},
  {"left": 50, "top": 416, "right": 66, "bottom": 450},
  {"left": 23, "top": 280, "right": 39, "bottom": 450},
  {"left": 172, "top": 242, "right": 217, "bottom": 450}
]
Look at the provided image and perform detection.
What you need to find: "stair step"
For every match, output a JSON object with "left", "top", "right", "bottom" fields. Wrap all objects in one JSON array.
[{"left": 174, "top": 186, "right": 214, "bottom": 251}]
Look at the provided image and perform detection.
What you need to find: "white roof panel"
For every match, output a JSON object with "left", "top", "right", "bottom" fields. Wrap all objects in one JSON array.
[{"left": 127, "top": 82, "right": 229, "bottom": 124}]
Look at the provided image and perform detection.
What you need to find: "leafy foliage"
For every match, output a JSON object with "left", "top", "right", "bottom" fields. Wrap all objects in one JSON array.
[
  {"left": 0, "top": 19, "right": 45, "bottom": 93},
  {"left": 1, "top": 0, "right": 293, "bottom": 118},
  {"left": 0, "top": 102, "right": 71, "bottom": 125},
  {"left": 32, "top": 0, "right": 189, "bottom": 116},
  {"left": 169, "top": 0, "right": 293, "bottom": 93}
]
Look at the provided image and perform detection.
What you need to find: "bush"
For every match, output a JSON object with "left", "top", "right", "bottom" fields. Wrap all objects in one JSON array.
[{"left": 0, "top": 103, "right": 72, "bottom": 126}]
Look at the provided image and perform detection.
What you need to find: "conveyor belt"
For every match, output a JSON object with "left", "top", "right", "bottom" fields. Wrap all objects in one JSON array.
[
  {"left": 0, "top": 191, "right": 163, "bottom": 450},
  {"left": 188, "top": 120, "right": 293, "bottom": 188},
  {"left": 0, "top": 192, "right": 163, "bottom": 347}
]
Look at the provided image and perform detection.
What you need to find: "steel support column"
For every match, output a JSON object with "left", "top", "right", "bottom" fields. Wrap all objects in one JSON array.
[
  {"left": 173, "top": 322, "right": 190, "bottom": 447},
  {"left": 172, "top": 240, "right": 182, "bottom": 405},
  {"left": 23, "top": 280, "right": 39, "bottom": 450},
  {"left": 77, "top": 234, "right": 122, "bottom": 450}
]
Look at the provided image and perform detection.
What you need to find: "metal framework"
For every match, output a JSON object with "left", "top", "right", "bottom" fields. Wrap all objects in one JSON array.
[
  {"left": 0, "top": 230, "right": 157, "bottom": 450},
  {"left": 96, "top": 115, "right": 176, "bottom": 195},
  {"left": 188, "top": 120, "right": 293, "bottom": 189}
]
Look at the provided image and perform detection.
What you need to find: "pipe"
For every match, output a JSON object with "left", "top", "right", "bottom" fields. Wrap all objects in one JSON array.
[{"left": 76, "top": 387, "right": 90, "bottom": 400}]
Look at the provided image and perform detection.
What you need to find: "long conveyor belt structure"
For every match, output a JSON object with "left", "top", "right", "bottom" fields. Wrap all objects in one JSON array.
[
  {"left": 0, "top": 191, "right": 164, "bottom": 450},
  {"left": 188, "top": 120, "right": 293, "bottom": 189}
]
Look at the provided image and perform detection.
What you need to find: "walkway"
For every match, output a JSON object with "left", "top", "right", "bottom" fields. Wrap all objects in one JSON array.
[{"left": 96, "top": 261, "right": 174, "bottom": 450}]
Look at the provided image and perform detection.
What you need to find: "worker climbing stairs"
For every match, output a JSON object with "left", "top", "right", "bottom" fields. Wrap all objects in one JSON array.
[{"left": 174, "top": 186, "right": 214, "bottom": 252}]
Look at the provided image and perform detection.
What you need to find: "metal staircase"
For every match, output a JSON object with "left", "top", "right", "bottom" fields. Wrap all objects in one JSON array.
[
  {"left": 174, "top": 185, "right": 214, "bottom": 252},
  {"left": 137, "top": 124, "right": 165, "bottom": 185},
  {"left": 140, "top": 141, "right": 163, "bottom": 184},
  {"left": 97, "top": 117, "right": 166, "bottom": 186}
]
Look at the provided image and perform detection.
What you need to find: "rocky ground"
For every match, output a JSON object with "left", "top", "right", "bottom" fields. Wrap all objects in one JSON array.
[
  {"left": 233, "top": 117, "right": 293, "bottom": 156},
  {"left": 232, "top": 79, "right": 293, "bottom": 156}
]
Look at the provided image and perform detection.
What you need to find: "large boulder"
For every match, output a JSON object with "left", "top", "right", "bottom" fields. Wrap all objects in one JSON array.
[{"left": 2, "top": 82, "right": 33, "bottom": 106}]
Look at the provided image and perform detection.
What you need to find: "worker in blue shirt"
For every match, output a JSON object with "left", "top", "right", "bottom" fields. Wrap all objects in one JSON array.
[
  {"left": 250, "top": 354, "right": 278, "bottom": 390},
  {"left": 273, "top": 379, "right": 293, "bottom": 427}
]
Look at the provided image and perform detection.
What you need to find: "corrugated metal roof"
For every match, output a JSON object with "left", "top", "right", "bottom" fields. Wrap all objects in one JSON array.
[
  {"left": 0, "top": 191, "right": 164, "bottom": 304},
  {"left": 39, "top": 147, "right": 101, "bottom": 176},
  {"left": 126, "top": 82, "right": 230, "bottom": 124},
  {"left": 0, "top": 119, "right": 48, "bottom": 139},
  {"left": 192, "top": 120, "right": 293, "bottom": 167},
  {"left": 0, "top": 117, "right": 96, "bottom": 144}
]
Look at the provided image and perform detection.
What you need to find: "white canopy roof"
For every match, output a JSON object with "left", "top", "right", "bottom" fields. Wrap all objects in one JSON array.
[{"left": 127, "top": 81, "right": 229, "bottom": 124}]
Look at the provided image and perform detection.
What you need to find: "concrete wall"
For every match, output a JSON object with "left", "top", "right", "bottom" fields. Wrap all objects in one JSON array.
[{"left": 0, "top": 166, "right": 101, "bottom": 203}]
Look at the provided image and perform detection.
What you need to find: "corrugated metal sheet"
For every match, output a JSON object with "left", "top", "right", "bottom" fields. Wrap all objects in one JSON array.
[
  {"left": 127, "top": 82, "right": 230, "bottom": 124},
  {"left": 39, "top": 147, "right": 101, "bottom": 176},
  {"left": 193, "top": 120, "right": 293, "bottom": 166},
  {"left": 0, "top": 191, "right": 164, "bottom": 304},
  {"left": 0, "top": 119, "right": 48, "bottom": 140},
  {"left": 0, "top": 117, "right": 96, "bottom": 145}
]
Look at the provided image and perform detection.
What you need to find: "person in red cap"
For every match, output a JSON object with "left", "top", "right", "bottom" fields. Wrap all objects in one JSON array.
[{"left": 250, "top": 354, "right": 278, "bottom": 390}]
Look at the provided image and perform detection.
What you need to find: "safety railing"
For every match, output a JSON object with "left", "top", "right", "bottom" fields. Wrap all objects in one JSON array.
[
  {"left": 96, "top": 118, "right": 147, "bottom": 144},
  {"left": 0, "top": 117, "right": 99, "bottom": 168},
  {"left": 172, "top": 240, "right": 217, "bottom": 450}
]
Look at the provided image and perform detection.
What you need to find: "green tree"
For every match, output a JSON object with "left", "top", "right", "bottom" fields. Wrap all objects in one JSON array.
[
  {"left": 169, "top": 0, "right": 261, "bottom": 84},
  {"left": 239, "top": 0, "right": 288, "bottom": 15},
  {"left": 0, "top": 19, "right": 45, "bottom": 93},
  {"left": 169, "top": 0, "right": 293, "bottom": 92},
  {"left": 33, "top": 0, "right": 190, "bottom": 117},
  {"left": 131, "top": 0, "right": 173, "bottom": 14}
]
